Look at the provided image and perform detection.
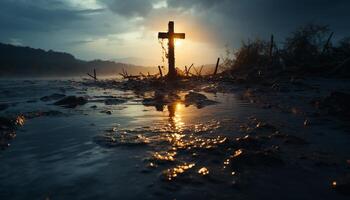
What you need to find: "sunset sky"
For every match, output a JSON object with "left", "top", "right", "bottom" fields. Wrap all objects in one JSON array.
[{"left": 1, "top": 0, "right": 350, "bottom": 67}]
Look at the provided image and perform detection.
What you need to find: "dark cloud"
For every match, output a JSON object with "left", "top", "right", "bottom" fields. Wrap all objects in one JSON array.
[
  {"left": 99, "top": 0, "right": 156, "bottom": 17},
  {"left": 167, "top": 0, "right": 224, "bottom": 9},
  {"left": 0, "top": 0, "right": 92, "bottom": 32},
  {"left": 0, "top": 0, "right": 130, "bottom": 49},
  {"left": 1, "top": 0, "right": 349, "bottom": 60},
  {"left": 165, "top": 0, "right": 350, "bottom": 46}
]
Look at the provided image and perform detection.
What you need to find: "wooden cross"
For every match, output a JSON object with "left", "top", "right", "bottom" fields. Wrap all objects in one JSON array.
[{"left": 158, "top": 21, "right": 185, "bottom": 79}]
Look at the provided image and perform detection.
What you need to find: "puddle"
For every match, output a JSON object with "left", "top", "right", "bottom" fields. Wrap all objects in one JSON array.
[{"left": 0, "top": 79, "right": 349, "bottom": 200}]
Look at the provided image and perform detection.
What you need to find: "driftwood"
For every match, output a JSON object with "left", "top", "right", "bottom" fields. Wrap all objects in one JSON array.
[
  {"left": 120, "top": 68, "right": 160, "bottom": 80},
  {"left": 191, "top": 65, "right": 204, "bottom": 77},
  {"left": 199, "top": 65, "right": 204, "bottom": 76},
  {"left": 119, "top": 68, "right": 138, "bottom": 79},
  {"left": 188, "top": 63, "right": 194, "bottom": 74},
  {"left": 192, "top": 65, "right": 199, "bottom": 76},
  {"left": 87, "top": 68, "right": 97, "bottom": 81},
  {"left": 183, "top": 63, "right": 194, "bottom": 77}
]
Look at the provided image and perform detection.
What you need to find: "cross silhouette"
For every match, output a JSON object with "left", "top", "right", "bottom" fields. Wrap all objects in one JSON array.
[{"left": 158, "top": 21, "right": 185, "bottom": 79}]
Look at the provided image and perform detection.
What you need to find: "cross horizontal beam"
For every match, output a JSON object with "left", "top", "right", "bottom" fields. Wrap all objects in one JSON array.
[
  {"left": 158, "top": 32, "right": 168, "bottom": 39},
  {"left": 173, "top": 33, "right": 185, "bottom": 39},
  {"left": 158, "top": 32, "right": 185, "bottom": 39}
]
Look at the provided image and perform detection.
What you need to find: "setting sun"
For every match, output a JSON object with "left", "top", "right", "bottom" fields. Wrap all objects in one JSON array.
[{"left": 175, "top": 40, "right": 182, "bottom": 47}]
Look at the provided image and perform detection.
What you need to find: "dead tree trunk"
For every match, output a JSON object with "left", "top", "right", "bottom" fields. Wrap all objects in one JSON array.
[
  {"left": 269, "top": 34, "right": 274, "bottom": 59},
  {"left": 213, "top": 57, "right": 220, "bottom": 75},
  {"left": 322, "top": 32, "right": 334, "bottom": 54}
]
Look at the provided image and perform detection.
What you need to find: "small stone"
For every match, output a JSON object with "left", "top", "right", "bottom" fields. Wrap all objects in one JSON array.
[{"left": 40, "top": 93, "right": 66, "bottom": 102}]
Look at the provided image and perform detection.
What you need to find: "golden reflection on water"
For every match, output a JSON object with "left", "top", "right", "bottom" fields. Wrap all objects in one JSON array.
[
  {"left": 163, "top": 163, "right": 196, "bottom": 181},
  {"left": 167, "top": 102, "right": 185, "bottom": 132},
  {"left": 98, "top": 95, "right": 228, "bottom": 182},
  {"left": 233, "top": 149, "right": 243, "bottom": 157},
  {"left": 198, "top": 167, "right": 209, "bottom": 176},
  {"left": 152, "top": 151, "right": 177, "bottom": 162}
]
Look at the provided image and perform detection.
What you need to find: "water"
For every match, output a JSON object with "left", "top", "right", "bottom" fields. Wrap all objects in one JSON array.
[{"left": 0, "top": 79, "right": 349, "bottom": 200}]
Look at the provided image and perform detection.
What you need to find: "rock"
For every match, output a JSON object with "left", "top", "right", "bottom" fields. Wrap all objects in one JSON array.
[
  {"left": 100, "top": 110, "right": 112, "bottom": 115},
  {"left": 54, "top": 96, "right": 87, "bottom": 108},
  {"left": 40, "top": 93, "right": 66, "bottom": 102},
  {"left": 0, "top": 115, "right": 25, "bottom": 150},
  {"left": 142, "top": 92, "right": 180, "bottom": 111},
  {"left": 185, "top": 92, "right": 207, "bottom": 102},
  {"left": 184, "top": 92, "right": 218, "bottom": 108},
  {"left": 104, "top": 98, "right": 127, "bottom": 105}
]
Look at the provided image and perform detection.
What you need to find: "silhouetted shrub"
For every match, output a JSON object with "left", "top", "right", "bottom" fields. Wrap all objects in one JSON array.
[
  {"left": 332, "top": 37, "right": 350, "bottom": 77},
  {"left": 232, "top": 39, "right": 271, "bottom": 72},
  {"left": 334, "top": 37, "right": 350, "bottom": 60},
  {"left": 225, "top": 24, "right": 350, "bottom": 79},
  {"left": 225, "top": 38, "right": 283, "bottom": 82},
  {"left": 282, "top": 24, "right": 332, "bottom": 72}
]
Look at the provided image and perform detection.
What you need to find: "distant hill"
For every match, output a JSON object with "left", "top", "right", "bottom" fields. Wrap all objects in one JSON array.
[
  {"left": 113, "top": 57, "right": 158, "bottom": 67},
  {"left": 0, "top": 43, "right": 157, "bottom": 77}
]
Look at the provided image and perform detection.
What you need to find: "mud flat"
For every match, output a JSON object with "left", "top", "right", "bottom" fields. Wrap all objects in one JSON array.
[{"left": 0, "top": 78, "right": 349, "bottom": 200}]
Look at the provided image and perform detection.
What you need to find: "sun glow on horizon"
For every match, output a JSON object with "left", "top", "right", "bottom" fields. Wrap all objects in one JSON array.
[{"left": 175, "top": 39, "right": 183, "bottom": 47}]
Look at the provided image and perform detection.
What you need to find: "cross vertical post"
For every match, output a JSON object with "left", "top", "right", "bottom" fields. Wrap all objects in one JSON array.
[
  {"left": 168, "top": 21, "right": 175, "bottom": 79},
  {"left": 158, "top": 21, "right": 185, "bottom": 79}
]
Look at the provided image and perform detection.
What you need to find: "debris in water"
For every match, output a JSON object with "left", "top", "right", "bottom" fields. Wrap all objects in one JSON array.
[
  {"left": 0, "top": 115, "right": 25, "bottom": 150},
  {"left": 40, "top": 93, "right": 66, "bottom": 102},
  {"left": 54, "top": 96, "right": 87, "bottom": 108},
  {"left": 184, "top": 92, "right": 218, "bottom": 108}
]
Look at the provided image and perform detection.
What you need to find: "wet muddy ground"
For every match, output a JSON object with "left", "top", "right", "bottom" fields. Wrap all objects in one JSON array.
[{"left": 0, "top": 78, "right": 349, "bottom": 200}]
